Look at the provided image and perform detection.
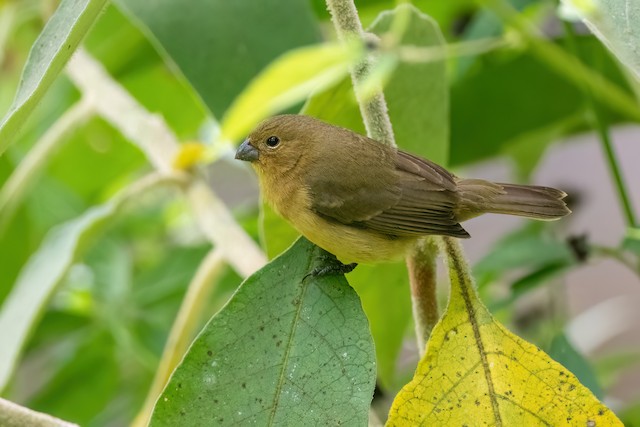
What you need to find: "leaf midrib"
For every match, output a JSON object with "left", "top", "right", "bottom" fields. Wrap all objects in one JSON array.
[
  {"left": 448, "top": 248, "right": 503, "bottom": 427},
  {"left": 266, "top": 246, "right": 316, "bottom": 426}
]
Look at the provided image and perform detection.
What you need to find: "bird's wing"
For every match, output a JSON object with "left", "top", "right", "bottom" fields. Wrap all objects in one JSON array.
[{"left": 309, "top": 149, "right": 470, "bottom": 238}]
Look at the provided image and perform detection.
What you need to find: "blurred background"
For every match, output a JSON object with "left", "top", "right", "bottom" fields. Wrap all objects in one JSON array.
[{"left": 0, "top": 0, "right": 639, "bottom": 425}]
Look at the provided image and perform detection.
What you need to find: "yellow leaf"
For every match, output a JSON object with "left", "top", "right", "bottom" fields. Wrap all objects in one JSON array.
[
  {"left": 220, "top": 41, "right": 363, "bottom": 144},
  {"left": 387, "top": 238, "right": 622, "bottom": 427}
]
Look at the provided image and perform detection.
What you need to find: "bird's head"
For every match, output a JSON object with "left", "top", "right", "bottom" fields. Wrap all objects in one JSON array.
[{"left": 235, "top": 115, "right": 319, "bottom": 176}]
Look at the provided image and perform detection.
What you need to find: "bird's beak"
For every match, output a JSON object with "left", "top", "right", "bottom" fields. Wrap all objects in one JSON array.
[{"left": 235, "top": 139, "right": 259, "bottom": 162}]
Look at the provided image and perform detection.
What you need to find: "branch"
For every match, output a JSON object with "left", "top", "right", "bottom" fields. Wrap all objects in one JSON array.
[{"left": 65, "top": 49, "right": 267, "bottom": 277}]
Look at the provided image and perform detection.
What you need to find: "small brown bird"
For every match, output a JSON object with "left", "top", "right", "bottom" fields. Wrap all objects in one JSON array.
[{"left": 236, "top": 115, "right": 570, "bottom": 265}]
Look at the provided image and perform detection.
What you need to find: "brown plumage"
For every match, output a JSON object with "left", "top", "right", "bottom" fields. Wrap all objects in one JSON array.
[{"left": 235, "top": 115, "right": 570, "bottom": 264}]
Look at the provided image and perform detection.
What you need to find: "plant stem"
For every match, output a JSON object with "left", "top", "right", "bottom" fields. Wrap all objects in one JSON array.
[
  {"left": 133, "top": 249, "right": 226, "bottom": 427},
  {"left": 325, "top": 0, "right": 396, "bottom": 146},
  {"left": 561, "top": 21, "right": 638, "bottom": 227},
  {"left": 596, "top": 118, "right": 637, "bottom": 227},
  {"left": 66, "top": 49, "right": 267, "bottom": 277},
  {"left": 325, "top": 0, "right": 440, "bottom": 349},
  {"left": 406, "top": 238, "right": 440, "bottom": 355}
]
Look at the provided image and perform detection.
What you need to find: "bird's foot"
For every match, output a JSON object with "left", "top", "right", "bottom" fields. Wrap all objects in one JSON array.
[{"left": 304, "top": 253, "right": 358, "bottom": 280}]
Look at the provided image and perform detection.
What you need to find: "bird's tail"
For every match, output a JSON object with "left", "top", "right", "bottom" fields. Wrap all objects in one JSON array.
[{"left": 455, "top": 179, "right": 571, "bottom": 222}]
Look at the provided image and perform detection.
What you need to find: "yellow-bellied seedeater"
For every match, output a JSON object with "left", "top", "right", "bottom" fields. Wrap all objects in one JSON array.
[{"left": 236, "top": 115, "right": 569, "bottom": 266}]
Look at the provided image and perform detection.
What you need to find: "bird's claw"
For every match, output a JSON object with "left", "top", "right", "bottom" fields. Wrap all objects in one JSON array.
[{"left": 303, "top": 255, "right": 358, "bottom": 281}]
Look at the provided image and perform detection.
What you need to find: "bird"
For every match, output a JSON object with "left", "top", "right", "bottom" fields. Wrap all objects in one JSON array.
[{"left": 235, "top": 114, "right": 570, "bottom": 269}]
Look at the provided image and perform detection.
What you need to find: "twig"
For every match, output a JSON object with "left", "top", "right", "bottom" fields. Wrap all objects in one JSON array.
[
  {"left": 133, "top": 249, "right": 226, "bottom": 427},
  {"left": 65, "top": 49, "right": 267, "bottom": 277}
]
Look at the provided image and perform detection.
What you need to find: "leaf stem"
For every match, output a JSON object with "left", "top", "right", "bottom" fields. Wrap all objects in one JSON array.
[
  {"left": 133, "top": 249, "right": 226, "bottom": 427},
  {"left": 561, "top": 21, "right": 638, "bottom": 228}
]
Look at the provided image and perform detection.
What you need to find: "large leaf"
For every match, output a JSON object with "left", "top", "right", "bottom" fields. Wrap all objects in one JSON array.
[
  {"left": 0, "top": 174, "right": 175, "bottom": 391},
  {"left": 562, "top": 0, "right": 640, "bottom": 79},
  {"left": 0, "top": 0, "right": 108, "bottom": 155},
  {"left": 150, "top": 238, "right": 376, "bottom": 426},
  {"left": 304, "top": 4, "right": 449, "bottom": 164},
  {"left": 259, "top": 207, "right": 412, "bottom": 391},
  {"left": 387, "top": 239, "right": 621, "bottom": 425},
  {"left": 115, "top": 0, "right": 322, "bottom": 119}
]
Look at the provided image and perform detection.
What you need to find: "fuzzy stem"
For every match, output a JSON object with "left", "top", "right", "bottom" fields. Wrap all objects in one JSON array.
[
  {"left": 406, "top": 238, "right": 440, "bottom": 355},
  {"left": 325, "top": 0, "right": 396, "bottom": 146},
  {"left": 133, "top": 249, "right": 226, "bottom": 427},
  {"left": 325, "top": 0, "right": 439, "bottom": 349}
]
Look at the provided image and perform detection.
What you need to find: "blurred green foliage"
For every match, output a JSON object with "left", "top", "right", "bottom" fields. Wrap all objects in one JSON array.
[{"left": 0, "top": 0, "right": 639, "bottom": 425}]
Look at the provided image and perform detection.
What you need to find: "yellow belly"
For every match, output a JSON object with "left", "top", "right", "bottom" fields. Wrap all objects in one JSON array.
[
  {"left": 290, "top": 207, "right": 417, "bottom": 264},
  {"left": 259, "top": 170, "right": 416, "bottom": 263}
]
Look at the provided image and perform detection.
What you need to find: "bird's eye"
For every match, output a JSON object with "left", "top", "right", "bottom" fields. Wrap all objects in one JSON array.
[{"left": 266, "top": 136, "right": 280, "bottom": 148}]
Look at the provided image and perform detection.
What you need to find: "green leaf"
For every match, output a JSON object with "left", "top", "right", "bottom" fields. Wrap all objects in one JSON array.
[
  {"left": 370, "top": 4, "right": 449, "bottom": 164},
  {"left": 115, "top": 0, "right": 322, "bottom": 119},
  {"left": 473, "top": 223, "right": 573, "bottom": 290},
  {"left": 0, "top": 174, "right": 176, "bottom": 391},
  {"left": 150, "top": 238, "right": 376, "bottom": 426},
  {"left": 260, "top": 202, "right": 299, "bottom": 259},
  {"left": 304, "top": 5, "right": 450, "bottom": 164},
  {"left": 349, "top": 263, "right": 412, "bottom": 390},
  {"left": 548, "top": 332, "right": 603, "bottom": 399},
  {"left": 26, "top": 332, "right": 120, "bottom": 426},
  {"left": 562, "top": 0, "right": 640, "bottom": 79},
  {"left": 450, "top": 36, "right": 630, "bottom": 166},
  {"left": 220, "top": 42, "right": 362, "bottom": 143},
  {"left": 259, "top": 207, "right": 412, "bottom": 391},
  {"left": 489, "top": 260, "right": 571, "bottom": 310},
  {"left": 302, "top": 76, "right": 366, "bottom": 135},
  {"left": 0, "top": 0, "right": 108, "bottom": 155},
  {"left": 387, "top": 239, "right": 621, "bottom": 425}
]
